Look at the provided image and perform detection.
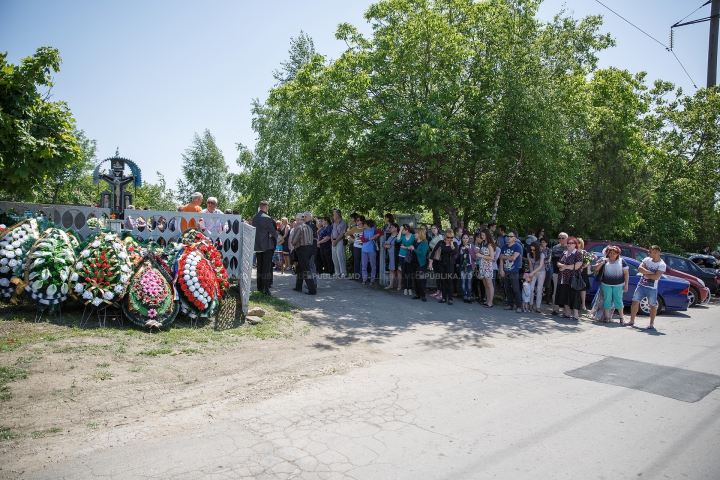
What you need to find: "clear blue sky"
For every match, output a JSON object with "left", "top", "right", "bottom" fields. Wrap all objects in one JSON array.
[{"left": 0, "top": 0, "right": 710, "bottom": 199}]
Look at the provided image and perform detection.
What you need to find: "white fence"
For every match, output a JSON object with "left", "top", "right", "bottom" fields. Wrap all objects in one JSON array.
[{"left": 0, "top": 202, "right": 256, "bottom": 316}]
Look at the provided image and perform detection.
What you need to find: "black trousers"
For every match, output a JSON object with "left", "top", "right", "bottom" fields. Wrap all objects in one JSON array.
[
  {"left": 435, "top": 262, "right": 454, "bottom": 300},
  {"left": 352, "top": 247, "right": 362, "bottom": 280},
  {"left": 256, "top": 249, "right": 274, "bottom": 294},
  {"left": 503, "top": 272, "right": 522, "bottom": 309},
  {"left": 412, "top": 264, "right": 427, "bottom": 298},
  {"left": 295, "top": 245, "right": 317, "bottom": 293},
  {"left": 320, "top": 247, "right": 334, "bottom": 275}
]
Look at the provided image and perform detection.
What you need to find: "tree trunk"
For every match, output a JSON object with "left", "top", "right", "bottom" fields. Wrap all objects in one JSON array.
[
  {"left": 444, "top": 207, "right": 459, "bottom": 229},
  {"left": 432, "top": 208, "right": 442, "bottom": 228},
  {"left": 490, "top": 187, "right": 502, "bottom": 223}
]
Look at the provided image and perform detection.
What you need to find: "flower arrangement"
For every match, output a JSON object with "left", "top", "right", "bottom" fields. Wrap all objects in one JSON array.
[
  {"left": 69, "top": 232, "right": 132, "bottom": 308},
  {"left": 24, "top": 228, "right": 76, "bottom": 308},
  {"left": 123, "top": 254, "right": 179, "bottom": 328},
  {"left": 0, "top": 219, "right": 39, "bottom": 299},
  {"left": 176, "top": 246, "right": 220, "bottom": 318},
  {"left": 582, "top": 250, "right": 596, "bottom": 266},
  {"left": 122, "top": 236, "right": 147, "bottom": 268}
]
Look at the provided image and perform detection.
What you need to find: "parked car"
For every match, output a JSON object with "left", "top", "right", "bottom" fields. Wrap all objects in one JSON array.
[
  {"left": 585, "top": 241, "right": 710, "bottom": 306},
  {"left": 660, "top": 253, "right": 719, "bottom": 296},
  {"left": 687, "top": 254, "right": 720, "bottom": 272},
  {"left": 587, "top": 256, "right": 690, "bottom": 315},
  {"left": 585, "top": 240, "right": 648, "bottom": 262}
]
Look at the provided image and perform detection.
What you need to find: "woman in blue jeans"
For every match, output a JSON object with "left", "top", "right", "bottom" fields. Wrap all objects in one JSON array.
[{"left": 592, "top": 245, "right": 629, "bottom": 323}]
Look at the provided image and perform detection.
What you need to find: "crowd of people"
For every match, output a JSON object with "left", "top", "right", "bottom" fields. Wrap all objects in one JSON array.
[{"left": 252, "top": 202, "right": 672, "bottom": 330}]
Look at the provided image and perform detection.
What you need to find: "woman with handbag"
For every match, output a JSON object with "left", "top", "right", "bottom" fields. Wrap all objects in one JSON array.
[
  {"left": 592, "top": 245, "right": 629, "bottom": 323},
  {"left": 395, "top": 224, "right": 416, "bottom": 295},
  {"left": 576, "top": 238, "right": 591, "bottom": 310},
  {"left": 384, "top": 223, "right": 400, "bottom": 290},
  {"left": 555, "top": 236, "right": 584, "bottom": 321},
  {"left": 429, "top": 230, "right": 457, "bottom": 305},
  {"left": 408, "top": 226, "right": 429, "bottom": 301},
  {"left": 427, "top": 225, "right": 444, "bottom": 296}
]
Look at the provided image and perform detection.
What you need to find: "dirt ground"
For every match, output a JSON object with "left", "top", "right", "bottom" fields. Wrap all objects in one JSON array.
[{"left": 0, "top": 290, "right": 389, "bottom": 478}]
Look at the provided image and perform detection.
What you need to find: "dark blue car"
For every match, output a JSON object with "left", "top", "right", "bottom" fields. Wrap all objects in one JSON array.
[{"left": 587, "top": 256, "right": 690, "bottom": 315}]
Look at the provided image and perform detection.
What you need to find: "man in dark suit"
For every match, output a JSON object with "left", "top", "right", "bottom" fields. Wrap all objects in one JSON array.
[{"left": 253, "top": 200, "right": 277, "bottom": 295}]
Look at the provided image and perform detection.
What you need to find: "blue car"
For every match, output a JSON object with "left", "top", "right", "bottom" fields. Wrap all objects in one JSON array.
[{"left": 587, "top": 256, "right": 690, "bottom": 315}]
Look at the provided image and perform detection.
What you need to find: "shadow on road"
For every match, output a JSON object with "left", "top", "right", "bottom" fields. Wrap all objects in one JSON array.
[{"left": 269, "top": 273, "right": 585, "bottom": 349}]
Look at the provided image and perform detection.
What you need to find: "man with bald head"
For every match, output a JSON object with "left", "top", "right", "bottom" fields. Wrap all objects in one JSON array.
[{"left": 180, "top": 192, "right": 203, "bottom": 231}]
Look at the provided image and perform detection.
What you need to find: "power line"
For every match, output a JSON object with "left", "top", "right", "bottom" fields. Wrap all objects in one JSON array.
[
  {"left": 671, "top": 50, "right": 699, "bottom": 88},
  {"left": 674, "top": 1, "right": 711, "bottom": 27},
  {"left": 594, "top": 0, "right": 699, "bottom": 89},
  {"left": 594, "top": 0, "right": 668, "bottom": 49}
]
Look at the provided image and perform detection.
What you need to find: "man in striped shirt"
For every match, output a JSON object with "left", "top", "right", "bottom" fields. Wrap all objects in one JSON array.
[{"left": 291, "top": 214, "right": 317, "bottom": 295}]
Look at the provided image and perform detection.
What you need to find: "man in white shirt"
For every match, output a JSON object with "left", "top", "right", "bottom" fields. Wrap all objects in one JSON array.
[{"left": 628, "top": 245, "right": 666, "bottom": 329}]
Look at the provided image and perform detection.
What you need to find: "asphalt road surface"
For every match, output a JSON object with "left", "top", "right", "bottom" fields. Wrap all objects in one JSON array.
[{"left": 31, "top": 274, "right": 720, "bottom": 479}]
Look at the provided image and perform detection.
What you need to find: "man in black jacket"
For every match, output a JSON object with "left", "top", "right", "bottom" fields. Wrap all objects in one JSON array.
[{"left": 253, "top": 200, "right": 277, "bottom": 295}]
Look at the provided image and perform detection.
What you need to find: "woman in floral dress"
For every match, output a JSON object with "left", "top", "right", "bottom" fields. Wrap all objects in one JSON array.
[{"left": 475, "top": 229, "right": 496, "bottom": 308}]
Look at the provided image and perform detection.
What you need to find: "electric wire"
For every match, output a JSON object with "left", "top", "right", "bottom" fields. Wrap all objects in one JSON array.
[
  {"left": 674, "top": 1, "right": 711, "bottom": 27},
  {"left": 594, "top": 0, "right": 700, "bottom": 89},
  {"left": 671, "top": 51, "right": 699, "bottom": 88},
  {"left": 594, "top": 0, "right": 668, "bottom": 49}
]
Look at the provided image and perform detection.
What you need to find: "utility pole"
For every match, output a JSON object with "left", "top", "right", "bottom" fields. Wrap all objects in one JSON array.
[
  {"left": 672, "top": 0, "right": 720, "bottom": 87},
  {"left": 708, "top": 0, "right": 720, "bottom": 87}
]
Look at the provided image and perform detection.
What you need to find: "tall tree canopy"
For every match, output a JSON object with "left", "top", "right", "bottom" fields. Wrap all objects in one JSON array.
[
  {"left": 177, "top": 129, "right": 231, "bottom": 210},
  {"left": 0, "top": 47, "right": 82, "bottom": 198},
  {"left": 270, "top": 0, "right": 612, "bottom": 226},
  {"left": 231, "top": 32, "right": 317, "bottom": 218}
]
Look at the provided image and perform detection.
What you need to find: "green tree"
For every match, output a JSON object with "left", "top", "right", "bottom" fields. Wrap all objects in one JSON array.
[
  {"left": 43, "top": 128, "right": 98, "bottom": 205},
  {"left": 176, "top": 129, "right": 231, "bottom": 210},
  {"left": 637, "top": 84, "right": 720, "bottom": 251},
  {"left": 271, "top": 0, "right": 612, "bottom": 227},
  {"left": 559, "top": 68, "right": 648, "bottom": 239},
  {"left": 0, "top": 47, "right": 81, "bottom": 198},
  {"left": 231, "top": 32, "right": 316, "bottom": 219},
  {"left": 133, "top": 173, "right": 178, "bottom": 211}
]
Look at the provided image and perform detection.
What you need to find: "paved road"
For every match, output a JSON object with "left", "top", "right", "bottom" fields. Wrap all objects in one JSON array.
[{"left": 32, "top": 275, "right": 720, "bottom": 479}]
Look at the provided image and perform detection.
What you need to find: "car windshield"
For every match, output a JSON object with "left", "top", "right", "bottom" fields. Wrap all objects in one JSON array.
[
  {"left": 686, "top": 260, "right": 704, "bottom": 274},
  {"left": 634, "top": 250, "right": 648, "bottom": 261}
]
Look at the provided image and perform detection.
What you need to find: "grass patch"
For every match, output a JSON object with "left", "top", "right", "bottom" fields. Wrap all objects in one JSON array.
[
  {"left": 30, "top": 427, "right": 62, "bottom": 439},
  {"left": 86, "top": 422, "right": 99, "bottom": 429},
  {"left": 96, "top": 362, "right": 110, "bottom": 368},
  {"left": 15, "top": 354, "right": 42, "bottom": 365},
  {"left": 0, "top": 365, "right": 28, "bottom": 401},
  {"left": 138, "top": 348, "right": 172, "bottom": 357},
  {"left": 0, "top": 365, "right": 28, "bottom": 383},
  {"left": 0, "top": 281, "right": 302, "bottom": 362},
  {"left": 94, "top": 370, "right": 113, "bottom": 380},
  {"left": 0, "top": 426, "right": 22, "bottom": 442}
]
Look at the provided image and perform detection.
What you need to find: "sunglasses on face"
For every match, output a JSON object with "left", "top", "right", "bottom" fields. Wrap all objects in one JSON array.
[
  {"left": 507, "top": 235, "right": 515, "bottom": 238},
  {"left": 567, "top": 241, "right": 576, "bottom": 244}
]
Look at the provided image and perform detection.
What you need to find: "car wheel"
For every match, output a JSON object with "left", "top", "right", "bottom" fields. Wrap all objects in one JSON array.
[
  {"left": 638, "top": 296, "right": 664, "bottom": 315},
  {"left": 688, "top": 287, "right": 699, "bottom": 307}
]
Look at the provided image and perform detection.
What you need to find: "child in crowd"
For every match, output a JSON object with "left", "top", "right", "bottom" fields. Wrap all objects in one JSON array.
[
  {"left": 522, "top": 272, "right": 532, "bottom": 312},
  {"left": 273, "top": 232, "right": 284, "bottom": 272}
]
